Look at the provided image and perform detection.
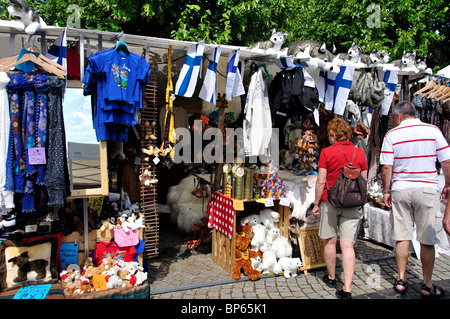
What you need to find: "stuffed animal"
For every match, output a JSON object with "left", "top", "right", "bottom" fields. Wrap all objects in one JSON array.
[
  {"left": 288, "top": 40, "right": 340, "bottom": 73},
  {"left": 265, "top": 227, "right": 280, "bottom": 245},
  {"left": 271, "top": 235, "right": 293, "bottom": 259},
  {"left": 296, "top": 130, "right": 318, "bottom": 169},
  {"left": 259, "top": 242, "right": 282, "bottom": 274},
  {"left": 250, "top": 224, "right": 267, "bottom": 251},
  {"left": 248, "top": 28, "right": 288, "bottom": 57},
  {"left": 392, "top": 51, "right": 419, "bottom": 73},
  {"left": 105, "top": 267, "right": 124, "bottom": 289},
  {"left": 8, "top": 251, "right": 48, "bottom": 282},
  {"left": 240, "top": 214, "right": 261, "bottom": 227},
  {"left": 139, "top": 169, "right": 158, "bottom": 187},
  {"left": 250, "top": 255, "right": 262, "bottom": 272},
  {"left": 99, "top": 219, "right": 114, "bottom": 232},
  {"left": 124, "top": 262, "right": 148, "bottom": 286},
  {"left": 231, "top": 227, "right": 261, "bottom": 281},
  {"left": 277, "top": 257, "right": 302, "bottom": 278},
  {"left": 258, "top": 209, "right": 280, "bottom": 228},
  {"left": 0, "top": 0, "right": 47, "bottom": 35}
]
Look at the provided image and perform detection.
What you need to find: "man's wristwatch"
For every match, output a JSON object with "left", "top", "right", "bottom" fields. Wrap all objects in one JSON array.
[{"left": 383, "top": 191, "right": 390, "bottom": 194}]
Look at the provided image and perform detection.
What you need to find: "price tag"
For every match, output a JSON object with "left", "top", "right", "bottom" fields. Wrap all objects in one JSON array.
[
  {"left": 28, "top": 147, "right": 46, "bottom": 165},
  {"left": 264, "top": 198, "right": 274, "bottom": 207},
  {"left": 233, "top": 199, "right": 244, "bottom": 211},
  {"left": 13, "top": 284, "right": 52, "bottom": 299},
  {"left": 92, "top": 274, "right": 107, "bottom": 291},
  {"left": 280, "top": 197, "right": 290, "bottom": 207}
]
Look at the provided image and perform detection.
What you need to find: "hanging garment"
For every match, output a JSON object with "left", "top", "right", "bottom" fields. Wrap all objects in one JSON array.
[
  {"left": 243, "top": 67, "right": 272, "bottom": 157},
  {"left": 45, "top": 76, "right": 69, "bottom": 207},
  {"left": 83, "top": 48, "right": 150, "bottom": 142},
  {"left": 34, "top": 74, "right": 48, "bottom": 185},
  {"left": 0, "top": 72, "right": 14, "bottom": 211},
  {"left": 67, "top": 45, "right": 81, "bottom": 80}
]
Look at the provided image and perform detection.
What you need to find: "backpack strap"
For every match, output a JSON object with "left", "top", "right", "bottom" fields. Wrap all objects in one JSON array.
[{"left": 334, "top": 145, "right": 357, "bottom": 165}]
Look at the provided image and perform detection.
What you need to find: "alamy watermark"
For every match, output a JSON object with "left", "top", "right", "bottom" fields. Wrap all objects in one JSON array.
[
  {"left": 367, "top": 4, "right": 381, "bottom": 29},
  {"left": 169, "top": 120, "right": 279, "bottom": 165}
]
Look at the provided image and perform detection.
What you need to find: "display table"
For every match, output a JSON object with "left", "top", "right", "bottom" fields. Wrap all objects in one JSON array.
[{"left": 363, "top": 202, "right": 450, "bottom": 255}]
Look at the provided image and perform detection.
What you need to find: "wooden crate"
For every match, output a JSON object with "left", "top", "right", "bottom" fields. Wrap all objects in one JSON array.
[
  {"left": 211, "top": 199, "right": 290, "bottom": 275},
  {"left": 297, "top": 226, "right": 326, "bottom": 275}
]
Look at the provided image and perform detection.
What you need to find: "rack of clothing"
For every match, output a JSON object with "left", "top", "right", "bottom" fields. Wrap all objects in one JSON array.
[{"left": 0, "top": 47, "right": 70, "bottom": 239}]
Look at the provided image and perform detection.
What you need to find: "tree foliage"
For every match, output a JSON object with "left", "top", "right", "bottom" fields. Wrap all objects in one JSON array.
[{"left": 0, "top": 0, "right": 448, "bottom": 69}]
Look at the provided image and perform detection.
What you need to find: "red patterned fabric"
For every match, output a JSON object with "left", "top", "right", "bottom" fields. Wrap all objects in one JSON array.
[{"left": 207, "top": 192, "right": 235, "bottom": 239}]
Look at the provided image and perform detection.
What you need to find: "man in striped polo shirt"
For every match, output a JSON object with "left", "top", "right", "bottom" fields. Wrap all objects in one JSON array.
[{"left": 380, "top": 100, "right": 450, "bottom": 298}]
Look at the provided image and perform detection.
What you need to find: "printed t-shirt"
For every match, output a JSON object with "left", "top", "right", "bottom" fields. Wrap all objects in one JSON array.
[
  {"left": 93, "top": 241, "right": 136, "bottom": 266},
  {"left": 317, "top": 141, "right": 368, "bottom": 203}
]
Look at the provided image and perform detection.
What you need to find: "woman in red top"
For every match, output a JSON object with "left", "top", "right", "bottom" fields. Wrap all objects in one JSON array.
[{"left": 312, "top": 118, "right": 368, "bottom": 299}]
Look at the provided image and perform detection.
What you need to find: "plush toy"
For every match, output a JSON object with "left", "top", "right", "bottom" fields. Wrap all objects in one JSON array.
[
  {"left": 99, "top": 219, "right": 114, "bottom": 232},
  {"left": 353, "top": 123, "right": 371, "bottom": 140},
  {"left": 239, "top": 214, "right": 261, "bottom": 227},
  {"left": 277, "top": 257, "right": 302, "bottom": 278},
  {"left": 139, "top": 168, "right": 158, "bottom": 187},
  {"left": 128, "top": 211, "right": 146, "bottom": 231},
  {"left": 271, "top": 235, "right": 293, "bottom": 259},
  {"left": 296, "top": 130, "right": 318, "bottom": 169},
  {"left": 259, "top": 242, "right": 282, "bottom": 275},
  {"left": 258, "top": 209, "right": 280, "bottom": 228},
  {"left": 248, "top": 28, "right": 288, "bottom": 57},
  {"left": 392, "top": 51, "right": 419, "bottom": 73},
  {"left": 105, "top": 267, "right": 124, "bottom": 289},
  {"left": 8, "top": 251, "right": 48, "bottom": 282},
  {"left": 0, "top": 0, "right": 47, "bottom": 35},
  {"left": 250, "top": 255, "right": 262, "bottom": 272},
  {"left": 124, "top": 262, "right": 148, "bottom": 286},
  {"left": 231, "top": 228, "right": 261, "bottom": 281},
  {"left": 265, "top": 227, "right": 280, "bottom": 245},
  {"left": 117, "top": 214, "right": 132, "bottom": 232},
  {"left": 250, "top": 224, "right": 267, "bottom": 251},
  {"left": 287, "top": 40, "right": 340, "bottom": 73}
]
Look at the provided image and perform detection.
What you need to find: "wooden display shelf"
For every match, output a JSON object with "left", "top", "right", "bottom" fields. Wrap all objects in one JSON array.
[{"left": 211, "top": 196, "right": 290, "bottom": 275}]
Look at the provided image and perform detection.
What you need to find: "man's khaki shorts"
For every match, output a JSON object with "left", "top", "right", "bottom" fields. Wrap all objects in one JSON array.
[
  {"left": 318, "top": 202, "right": 362, "bottom": 243},
  {"left": 391, "top": 188, "right": 441, "bottom": 245}
]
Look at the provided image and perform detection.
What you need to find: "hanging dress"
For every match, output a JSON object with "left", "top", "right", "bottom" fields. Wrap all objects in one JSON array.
[{"left": 0, "top": 72, "right": 14, "bottom": 212}]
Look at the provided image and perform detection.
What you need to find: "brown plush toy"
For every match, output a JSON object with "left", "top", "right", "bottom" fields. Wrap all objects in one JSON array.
[{"left": 231, "top": 225, "right": 261, "bottom": 281}]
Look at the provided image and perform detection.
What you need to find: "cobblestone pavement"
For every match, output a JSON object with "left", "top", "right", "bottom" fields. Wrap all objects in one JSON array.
[{"left": 148, "top": 213, "right": 450, "bottom": 300}]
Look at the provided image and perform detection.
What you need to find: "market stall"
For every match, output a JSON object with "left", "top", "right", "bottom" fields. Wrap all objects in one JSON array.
[{"left": 0, "top": 1, "right": 449, "bottom": 299}]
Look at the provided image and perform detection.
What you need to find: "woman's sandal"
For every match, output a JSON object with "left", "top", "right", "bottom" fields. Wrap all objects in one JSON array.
[
  {"left": 393, "top": 279, "right": 408, "bottom": 295},
  {"left": 420, "top": 284, "right": 445, "bottom": 299}
]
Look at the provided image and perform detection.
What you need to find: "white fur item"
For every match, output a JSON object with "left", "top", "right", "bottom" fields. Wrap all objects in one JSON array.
[{"left": 167, "top": 174, "right": 211, "bottom": 233}]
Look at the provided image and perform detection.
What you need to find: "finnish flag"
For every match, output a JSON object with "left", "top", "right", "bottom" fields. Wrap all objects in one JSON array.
[
  {"left": 226, "top": 49, "right": 245, "bottom": 100},
  {"left": 199, "top": 46, "right": 221, "bottom": 104},
  {"left": 175, "top": 41, "right": 205, "bottom": 98},
  {"left": 380, "top": 69, "right": 398, "bottom": 115},
  {"left": 46, "top": 28, "right": 67, "bottom": 70},
  {"left": 317, "top": 65, "right": 355, "bottom": 115}
]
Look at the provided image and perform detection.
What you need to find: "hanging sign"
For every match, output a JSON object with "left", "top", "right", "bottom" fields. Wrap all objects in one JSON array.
[{"left": 28, "top": 147, "right": 46, "bottom": 165}]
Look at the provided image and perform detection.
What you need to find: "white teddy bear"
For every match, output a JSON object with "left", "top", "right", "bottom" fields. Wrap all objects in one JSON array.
[
  {"left": 265, "top": 227, "right": 280, "bottom": 245},
  {"left": 251, "top": 255, "right": 262, "bottom": 272},
  {"left": 251, "top": 224, "right": 267, "bottom": 251},
  {"left": 260, "top": 243, "right": 282, "bottom": 275},
  {"left": 259, "top": 209, "right": 280, "bottom": 228},
  {"left": 240, "top": 214, "right": 261, "bottom": 227},
  {"left": 271, "top": 235, "right": 293, "bottom": 259},
  {"left": 277, "top": 257, "right": 302, "bottom": 278}
]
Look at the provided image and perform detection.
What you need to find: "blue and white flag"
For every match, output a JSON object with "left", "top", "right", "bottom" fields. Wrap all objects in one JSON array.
[
  {"left": 226, "top": 49, "right": 245, "bottom": 100},
  {"left": 199, "top": 46, "right": 221, "bottom": 104},
  {"left": 175, "top": 41, "right": 205, "bottom": 98},
  {"left": 380, "top": 69, "right": 398, "bottom": 115},
  {"left": 317, "top": 65, "right": 355, "bottom": 115},
  {"left": 46, "top": 28, "right": 67, "bottom": 70}
]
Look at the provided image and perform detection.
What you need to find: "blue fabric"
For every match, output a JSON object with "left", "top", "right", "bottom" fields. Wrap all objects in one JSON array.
[
  {"left": 83, "top": 49, "right": 150, "bottom": 142},
  {"left": 15, "top": 49, "right": 40, "bottom": 73}
]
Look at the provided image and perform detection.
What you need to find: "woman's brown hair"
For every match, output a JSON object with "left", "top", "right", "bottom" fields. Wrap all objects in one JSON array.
[{"left": 327, "top": 118, "right": 352, "bottom": 142}]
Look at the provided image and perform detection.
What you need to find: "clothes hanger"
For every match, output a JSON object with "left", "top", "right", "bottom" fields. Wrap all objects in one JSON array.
[
  {"left": 422, "top": 83, "right": 442, "bottom": 97},
  {"left": 115, "top": 41, "right": 130, "bottom": 56},
  {"left": 414, "top": 80, "right": 436, "bottom": 95},
  {"left": 428, "top": 85, "right": 447, "bottom": 99},
  {"left": 0, "top": 52, "right": 66, "bottom": 78},
  {"left": 259, "top": 63, "right": 272, "bottom": 78},
  {"left": 436, "top": 87, "right": 450, "bottom": 101}
]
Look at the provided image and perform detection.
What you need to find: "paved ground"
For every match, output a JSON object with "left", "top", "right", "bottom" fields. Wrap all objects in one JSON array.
[{"left": 147, "top": 212, "right": 450, "bottom": 300}]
